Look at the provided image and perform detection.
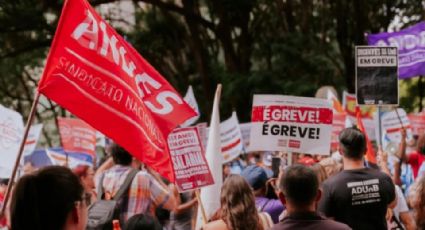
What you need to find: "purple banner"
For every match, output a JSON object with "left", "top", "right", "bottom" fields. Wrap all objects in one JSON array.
[{"left": 367, "top": 22, "right": 425, "bottom": 79}]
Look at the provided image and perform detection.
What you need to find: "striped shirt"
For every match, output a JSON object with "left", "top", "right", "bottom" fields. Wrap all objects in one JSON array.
[{"left": 99, "top": 165, "right": 171, "bottom": 221}]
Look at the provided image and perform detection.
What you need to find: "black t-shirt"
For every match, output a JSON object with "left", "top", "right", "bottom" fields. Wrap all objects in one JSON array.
[
  {"left": 270, "top": 212, "right": 351, "bottom": 230},
  {"left": 318, "top": 168, "right": 395, "bottom": 230}
]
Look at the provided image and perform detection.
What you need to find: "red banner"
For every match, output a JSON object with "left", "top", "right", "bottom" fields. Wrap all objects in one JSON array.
[
  {"left": 167, "top": 127, "right": 214, "bottom": 192},
  {"left": 58, "top": 117, "right": 96, "bottom": 156},
  {"left": 37, "top": 0, "right": 196, "bottom": 181}
]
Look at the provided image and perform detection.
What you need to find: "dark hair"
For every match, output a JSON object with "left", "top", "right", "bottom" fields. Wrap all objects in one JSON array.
[
  {"left": 219, "top": 175, "right": 264, "bottom": 230},
  {"left": 10, "top": 166, "right": 84, "bottom": 230},
  {"left": 0, "top": 178, "right": 9, "bottom": 186},
  {"left": 111, "top": 143, "right": 132, "bottom": 166},
  {"left": 124, "top": 213, "right": 162, "bottom": 230},
  {"left": 279, "top": 164, "right": 319, "bottom": 206},
  {"left": 339, "top": 127, "right": 366, "bottom": 160}
]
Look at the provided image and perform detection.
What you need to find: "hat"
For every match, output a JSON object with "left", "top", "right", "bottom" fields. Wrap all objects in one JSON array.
[{"left": 241, "top": 165, "right": 268, "bottom": 190}]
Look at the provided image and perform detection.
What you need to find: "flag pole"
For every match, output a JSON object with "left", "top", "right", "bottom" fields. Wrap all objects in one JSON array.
[
  {"left": 394, "top": 107, "right": 404, "bottom": 129},
  {"left": 0, "top": 91, "right": 41, "bottom": 216},
  {"left": 195, "top": 189, "right": 208, "bottom": 225}
]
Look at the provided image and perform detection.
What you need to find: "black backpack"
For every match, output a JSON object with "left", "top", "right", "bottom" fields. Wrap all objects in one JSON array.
[{"left": 86, "top": 169, "right": 138, "bottom": 230}]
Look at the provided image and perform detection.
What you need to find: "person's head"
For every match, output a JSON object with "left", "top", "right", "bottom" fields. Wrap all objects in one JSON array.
[
  {"left": 0, "top": 178, "right": 9, "bottom": 195},
  {"left": 124, "top": 213, "right": 162, "bottom": 230},
  {"left": 111, "top": 143, "right": 132, "bottom": 166},
  {"left": 220, "top": 175, "right": 263, "bottom": 230},
  {"left": 278, "top": 164, "right": 321, "bottom": 213},
  {"left": 417, "top": 134, "right": 425, "bottom": 155},
  {"left": 240, "top": 165, "right": 268, "bottom": 196},
  {"left": 73, "top": 165, "right": 95, "bottom": 191},
  {"left": 11, "top": 166, "right": 89, "bottom": 230},
  {"left": 310, "top": 163, "right": 328, "bottom": 184},
  {"left": 339, "top": 128, "right": 366, "bottom": 161}
]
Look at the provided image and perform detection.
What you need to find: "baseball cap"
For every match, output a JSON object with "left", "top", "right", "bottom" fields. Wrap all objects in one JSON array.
[{"left": 241, "top": 165, "right": 268, "bottom": 190}]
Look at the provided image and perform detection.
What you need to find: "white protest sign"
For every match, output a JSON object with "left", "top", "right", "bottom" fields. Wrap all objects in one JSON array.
[
  {"left": 0, "top": 105, "right": 24, "bottom": 178},
  {"left": 181, "top": 86, "right": 200, "bottom": 127},
  {"left": 23, "top": 124, "right": 43, "bottom": 156},
  {"left": 220, "top": 112, "right": 244, "bottom": 163},
  {"left": 239, "top": 122, "right": 251, "bottom": 152},
  {"left": 250, "top": 95, "right": 333, "bottom": 155},
  {"left": 167, "top": 127, "right": 214, "bottom": 192},
  {"left": 379, "top": 108, "right": 413, "bottom": 148}
]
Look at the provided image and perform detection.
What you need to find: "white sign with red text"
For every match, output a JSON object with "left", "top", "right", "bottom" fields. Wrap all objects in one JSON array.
[
  {"left": 0, "top": 105, "right": 24, "bottom": 177},
  {"left": 220, "top": 112, "right": 244, "bottom": 163},
  {"left": 167, "top": 127, "right": 214, "bottom": 192},
  {"left": 250, "top": 95, "right": 333, "bottom": 155},
  {"left": 379, "top": 108, "right": 413, "bottom": 147}
]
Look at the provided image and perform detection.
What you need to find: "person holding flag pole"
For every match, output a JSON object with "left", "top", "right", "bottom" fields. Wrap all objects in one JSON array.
[{"left": 0, "top": 0, "right": 197, "bottom": 220}]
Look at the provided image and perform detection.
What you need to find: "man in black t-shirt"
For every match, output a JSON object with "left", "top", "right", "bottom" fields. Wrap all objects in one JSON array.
[
  {"left": 271, "top": 165, "right": 350, "bottom": 230},
  {"left": 318, "top": 128, "right": 396, "bottom": 230}
]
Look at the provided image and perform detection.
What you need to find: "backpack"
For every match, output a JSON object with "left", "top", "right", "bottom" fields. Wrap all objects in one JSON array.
[{"left": 86, "top": 169, "right": 138, "bottom": 230}]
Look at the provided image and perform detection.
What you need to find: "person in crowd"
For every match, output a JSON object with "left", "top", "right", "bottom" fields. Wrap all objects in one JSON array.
[
  {"left": 96, "top": 143, "right": 177, "bottom": 221},
  {"left": 241, "top": 165, "right": 285, "bottom": 223},
  {"left": 377, "top": 145, "right": 416, "bottom": 230},
  {"left": 169, "top": 189, "right": 197, "bottom": 230},
  {"left": 124, "top": 213, "right": 162, "bottom": 230},
  {"left": 0, "top": 178, "right": 9, "bottom": 228},
  {"left": 408, "top": 175, "right": 425, "bottom": 229},
  {"left": 203, "top": 175, "right": 273, "bottom": 230},
  {"left": 271, "top": 164, "right": 350, "bottom": 230},
  {"left": 318, "top": 128, "right": 396, "bottom": 230},
  {"left": 10, "top": 166, "right": 89, "bottom": 230},
  {"left": 73, "top": 165, "right": 96, "bottom": 204},
  {"left": 310, "top": 163, "right": 328, "bottom": 184},
  {"left": 401, "top": 133, "right": 425, "bottom": 179}
]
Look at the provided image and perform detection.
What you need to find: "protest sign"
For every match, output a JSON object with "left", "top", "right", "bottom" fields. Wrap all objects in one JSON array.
[
  {"left": 0, "top": 106, "right": 23, "bottom": 176},
  {"left": 181, "top": 86, "right": 200, "bottom": 127},
  {"left": 23, "top": 124, "right": 43, "bottom": 156},
  {"left": 367, "top": 22, "right": 425, "bottom": 79},
  {"left": 46, "top": 148, "right": 93, "bottom": 168},
  {"left": 0, "top": 105, "right": 24, "bottom": 178},
  {"left": 239, "top": 122, "right": 251, "bottom": 152},
  {"left": 36, "top": 0, "right": 196, "bottom": 181},
  {"left": 331, "top": 113, "right": 346, "bottom": 150},
  {"left": 408, "top": 113, "right": 425, "bottom": 135},
  {"left": 250, "top": 95, "right": 333, "bottom": 155},
  {"left": 58, "top": 117, "right": 97, "bottom": 156},
  {"left": 379, "top": 108, "right": 413, "bottom": 148},
  {"left": 167, "top": 127, "right": 214, "bottom": 192},
  {"left": 355, "top": 46, "right": 398, "bottom": 105},
  {"left": 220, "top": 112, "right": 244, "bottom": 163}
]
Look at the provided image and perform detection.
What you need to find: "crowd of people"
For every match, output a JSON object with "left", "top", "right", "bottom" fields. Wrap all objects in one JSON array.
[{"left": 0, "top": 127, "right": 424, "bottom": 230}]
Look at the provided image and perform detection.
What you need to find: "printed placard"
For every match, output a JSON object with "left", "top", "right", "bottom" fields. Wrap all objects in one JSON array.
[
  {"left": 356, "top": 46, "right": 398, "bottom": 105},
  {"left": 168, "top": 127, "right": 214, "bottom": 192},
  {"left": 250, "top": 95, "right": 333, "bottom": 155}
]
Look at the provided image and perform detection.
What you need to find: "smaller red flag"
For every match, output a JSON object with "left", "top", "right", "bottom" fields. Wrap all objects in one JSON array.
[{"left": 356, "top": 106, "right": 376, "bottom": 164}]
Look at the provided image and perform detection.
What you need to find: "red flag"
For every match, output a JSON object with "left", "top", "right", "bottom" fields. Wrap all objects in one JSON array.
[
  {"left": 58, "top": 117, "right": 96, "bottom": 156},
  {"left": 356, "top": 107, "right": 376, "bottom": 164},
  {"left": 37, "top": 0, "right": 196, "bottom": 181}
]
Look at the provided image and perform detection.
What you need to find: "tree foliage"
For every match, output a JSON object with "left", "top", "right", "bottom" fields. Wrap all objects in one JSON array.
[{"left": 0, "top": 0, "right": 423, "bottom": 146}]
